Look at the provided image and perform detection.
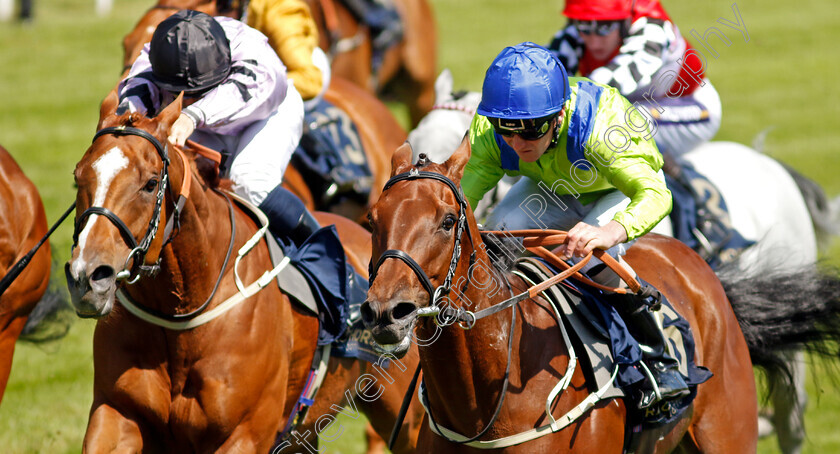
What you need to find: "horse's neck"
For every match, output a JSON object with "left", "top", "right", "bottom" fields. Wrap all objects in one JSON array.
[
  {"left": 416, "top": 240, "right": 523, "bottom": 425},
  {"left": 130, "top": 179, "right": 244, "bottom": 314}
]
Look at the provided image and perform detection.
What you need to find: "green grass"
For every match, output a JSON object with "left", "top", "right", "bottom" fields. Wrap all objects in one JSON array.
[{"left": 0, "top": 0, "right": 838, "bottom": 452}]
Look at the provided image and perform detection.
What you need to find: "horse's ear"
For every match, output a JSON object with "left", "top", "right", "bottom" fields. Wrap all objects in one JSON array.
[
  {"left": 390, "top": 141, "right": 414, "bottom": 176},
  {"left": 443, "top": 135, "right": 471, "bottom": 182},
  {"left": 435, "top": 68, "right": 454, "bottom": 102},
  {"left": 156, "top": 92, "right": 184, "bottom": 131},
  {"left": 97, "top": 89, "right": 120, "bottom": 129}
]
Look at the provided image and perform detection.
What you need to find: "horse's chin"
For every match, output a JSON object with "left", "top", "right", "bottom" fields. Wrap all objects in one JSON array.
[
  {"left": 67, "top": 281, "right": 116, "bottom": 319},
  {"left": 374, "top": 335, "right": 412, "bottom": 359},
  {"left": 72, "top": 292, "right": 115, "bottom": 319}
]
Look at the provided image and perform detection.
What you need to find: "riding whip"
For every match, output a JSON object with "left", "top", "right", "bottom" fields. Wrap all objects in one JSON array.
[{"left": 0, "top": 201, "right": 75, "bottom": 296}]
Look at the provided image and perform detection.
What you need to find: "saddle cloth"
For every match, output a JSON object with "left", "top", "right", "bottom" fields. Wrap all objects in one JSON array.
[
  {"left": 666, "top": 162, "right": 754, "bottom": 269},
  {"left": 266, "top": 229, "right": 378, "bottom": 362},
  {"left": 292, "top": 98, "right": 373, "bottom": 209},
  {"left": 514, "top": 258, "right": 712, "bottom": 429}
]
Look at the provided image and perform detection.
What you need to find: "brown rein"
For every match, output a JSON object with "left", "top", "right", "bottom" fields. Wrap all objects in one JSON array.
[{"left": 483, "top": 229, "right": 642, "bottom": 295}]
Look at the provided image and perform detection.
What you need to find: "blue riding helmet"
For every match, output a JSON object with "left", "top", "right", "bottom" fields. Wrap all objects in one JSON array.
[{"left": 476, "top": 42, "right": 571, "bottom": 120}]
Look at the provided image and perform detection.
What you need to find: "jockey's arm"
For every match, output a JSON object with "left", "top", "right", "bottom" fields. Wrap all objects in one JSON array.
[
  {"left": 181, "top": 18, "right": 290, "bottom": 135},
  {"left": 587, "top": 89, "right": 672, "bottom": 241},
  {"left": 116, "top": 46, "right": 161, "bottom": 116},
  {"left": 547, "top": 23, "right": 583, "bottom": 75},
  {"left": 246, "top": 0, "right": 323, "bottom": 100}
]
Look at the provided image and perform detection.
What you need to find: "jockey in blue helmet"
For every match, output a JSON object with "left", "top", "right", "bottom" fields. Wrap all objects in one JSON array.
[{"left": 461, "top": 42, "right": 688, "bottom": 408}]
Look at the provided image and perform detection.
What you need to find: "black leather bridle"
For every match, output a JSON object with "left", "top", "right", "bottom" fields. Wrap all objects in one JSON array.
[
  {"left": 370, "top": 167, "right": 519, "bottom": 445},
  {"left": 369, "top": 169, "right": 477, "bottom": 310},
  {"left": 73, "top": 126, "right": 171, "bottom": 283}
]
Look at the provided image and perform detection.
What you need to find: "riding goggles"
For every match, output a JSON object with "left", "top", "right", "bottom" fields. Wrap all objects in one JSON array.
[
  {"left": 489, "top": 114, "right": 556, "bottom": 141},
  {"left": 571, "top": 19, "right": 623, "bottom": 36}
]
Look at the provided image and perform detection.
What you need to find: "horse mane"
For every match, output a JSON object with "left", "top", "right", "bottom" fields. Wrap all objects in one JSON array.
[
  {"left": 479, "top": 232, "right": 521, "bottom": 274},
  {"left": 109, "top": 112, "right": 228, "bottom": 191}
]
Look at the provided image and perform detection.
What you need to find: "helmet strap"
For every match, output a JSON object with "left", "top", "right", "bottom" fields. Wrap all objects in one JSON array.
[
  {"left": 549, "top": 109, "right": 565, "bottom": 148},
  {"left": 619, "top": 17, "right": 633, "bottom": 39},
  {"left": 620, "top": 0, "right": 636, "bottom": 39}
]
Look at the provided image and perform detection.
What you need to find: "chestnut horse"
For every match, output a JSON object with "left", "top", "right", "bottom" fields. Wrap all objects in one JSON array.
[
  {"left": 64, "top": 93, "right": 421, "bottom": 452},
  {"left": 121, "top": 0, "right": 437, "bottom": 126},
  {"left": 361, "top": 142, "right": 840, "bottom": 452},
  {"left": 0, "top": 145, "right": 54, "bottom": 404}
]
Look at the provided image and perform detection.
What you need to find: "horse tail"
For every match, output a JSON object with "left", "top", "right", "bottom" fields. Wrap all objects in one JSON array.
[
  {"left": 718, "top": 263, "right": 840, "bottom": 385},
  {"left": 779, "top": 162, "right": 840, "bottom": 248},
  {"left": 19, "top": 265, "right": 73, "bottom": 344}
]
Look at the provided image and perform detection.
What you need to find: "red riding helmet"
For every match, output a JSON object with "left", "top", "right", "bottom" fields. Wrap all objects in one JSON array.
[{"left": 563, "top": 0, "right": 670, "bottom": 22}]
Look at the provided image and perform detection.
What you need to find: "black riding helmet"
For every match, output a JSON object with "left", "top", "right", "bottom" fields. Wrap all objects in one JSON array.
[{"left": 149, "top": 9, "right": 231, "bottom": 96}]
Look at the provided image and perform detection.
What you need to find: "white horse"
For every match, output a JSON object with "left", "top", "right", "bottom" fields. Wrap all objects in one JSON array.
[{"left": 407, "top": 69, "right": 840, "bottom": 454}]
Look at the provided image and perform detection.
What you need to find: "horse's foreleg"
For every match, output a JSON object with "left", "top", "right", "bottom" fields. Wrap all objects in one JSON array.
[
  {"left": 215, "top": 427, "right": 261, "bottom": 454},
  {"left": 364, "top": 422, "right": 386, "bottom": 454},
  {"left": 0, "top": 315, "right": 26, "bottom": 405},
  {"left": 355, "top": 351, "right": 421, "bottom": 454},
  {"left": 83, "top": 404, "right": 145, "bottom": 453}
]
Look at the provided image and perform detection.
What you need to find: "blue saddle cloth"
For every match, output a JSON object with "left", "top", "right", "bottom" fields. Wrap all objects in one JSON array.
[
  {"left": 533, "top": 259, "right": 712, "bottom": 428},
  {"left": 292, "top": 98, "right": 373, "bottom": 209},
  {"left": 278, "top": 223, "right": 384, "bottom": 363},
  {"left": 283, "top": 226, "right": 353, "bottom": 345},
  {"left": 332, "top": 302, "right": 391, "bottom": 366},
  {"left": 665, "top": 162, "right": 754, "bottom": 269}
]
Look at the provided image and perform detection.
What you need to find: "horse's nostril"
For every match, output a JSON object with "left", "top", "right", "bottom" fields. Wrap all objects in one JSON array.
[
  {"left": 91, "top": 265, "right": 115, "bottom": 283},
  {"left": 360, "top": 301, "right": 376, "bottom": 326},
  {"left": 64, "top": 262, "right": 75, "bottom": 282},
  {"left": 392, "top": 302, "right": 418, "bottom": 322}
]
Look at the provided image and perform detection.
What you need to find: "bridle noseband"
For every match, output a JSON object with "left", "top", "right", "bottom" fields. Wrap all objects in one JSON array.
[{"left": 73, "top": 125, "right": 172, "bottom": 283}]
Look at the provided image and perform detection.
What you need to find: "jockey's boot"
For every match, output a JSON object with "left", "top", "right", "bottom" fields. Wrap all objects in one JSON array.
[
  {"left": 587, "top": 262, "right": 690, "bottom": 408},
  {"left": 259, "top": 186, "right": 321, "bottom": 247},
  {"left": 614, "top": 288, "right": 690, "bottom": 409},
  {"left": 259, "top": 185, "right": 369, "bottom": 304}
]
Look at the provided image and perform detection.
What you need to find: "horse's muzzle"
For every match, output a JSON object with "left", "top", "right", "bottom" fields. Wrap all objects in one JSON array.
[
  {"left": 65, "top": 261, "right": 117, "bottom": 318},
  {"left": 361, "top": 299, "right": 418, "bottom": 357}
]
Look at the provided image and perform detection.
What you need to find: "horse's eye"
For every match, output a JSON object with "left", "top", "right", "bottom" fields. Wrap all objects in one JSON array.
[
  {"left": 367, "top": 212, "right": 375, "bottom": 228},
  {"left": 143, "top": 178, "right": 159, "bottom": 193},
  {"left": 442, "top": 214, "right": 456, "bottom": 231}
]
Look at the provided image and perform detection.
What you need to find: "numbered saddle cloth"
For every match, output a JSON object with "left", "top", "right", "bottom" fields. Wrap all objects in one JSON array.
[
  {"left": 665, "top": 161, "right": 754, "bottom": 268},
  {"left": 292, "top": 98, "right": 373, "bottom": 208}
]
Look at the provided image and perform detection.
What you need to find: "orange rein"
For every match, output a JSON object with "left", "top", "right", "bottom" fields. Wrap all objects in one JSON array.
[
  {"left": 185, "top": 139, "right": 222, "bottom": 164},
  {"left": 481, "top": 229, "right": 642, "bottom": 295}
]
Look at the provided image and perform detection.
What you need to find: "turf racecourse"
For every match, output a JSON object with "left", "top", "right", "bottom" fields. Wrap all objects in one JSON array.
[{"left": 0, "top": 0, "right": 838, "bottom": 452}]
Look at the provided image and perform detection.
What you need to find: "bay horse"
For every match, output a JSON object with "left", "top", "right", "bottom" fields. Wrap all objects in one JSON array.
[
  {"left": 360, "top": 141, "right": 840, "bottom": 452},
  {"left": 306, "top": 0, "right": 437, "bottom": 126},
  {"left": 0, "top": 145, "right": 54, "bottom": 404},
  {"left": 121, "top": 0, "right": 437, "bottom": 126},
  {"left": 64, "top": 92, "right": 421, "bottom": 452},
  {"left": 408, "top": 75, "right": 840, "bottom": 452}
]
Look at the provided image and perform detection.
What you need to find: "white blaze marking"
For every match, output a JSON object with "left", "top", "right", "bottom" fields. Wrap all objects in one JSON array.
[{"left": 74, "top": 147, "right": 129, "bottom": 273}]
